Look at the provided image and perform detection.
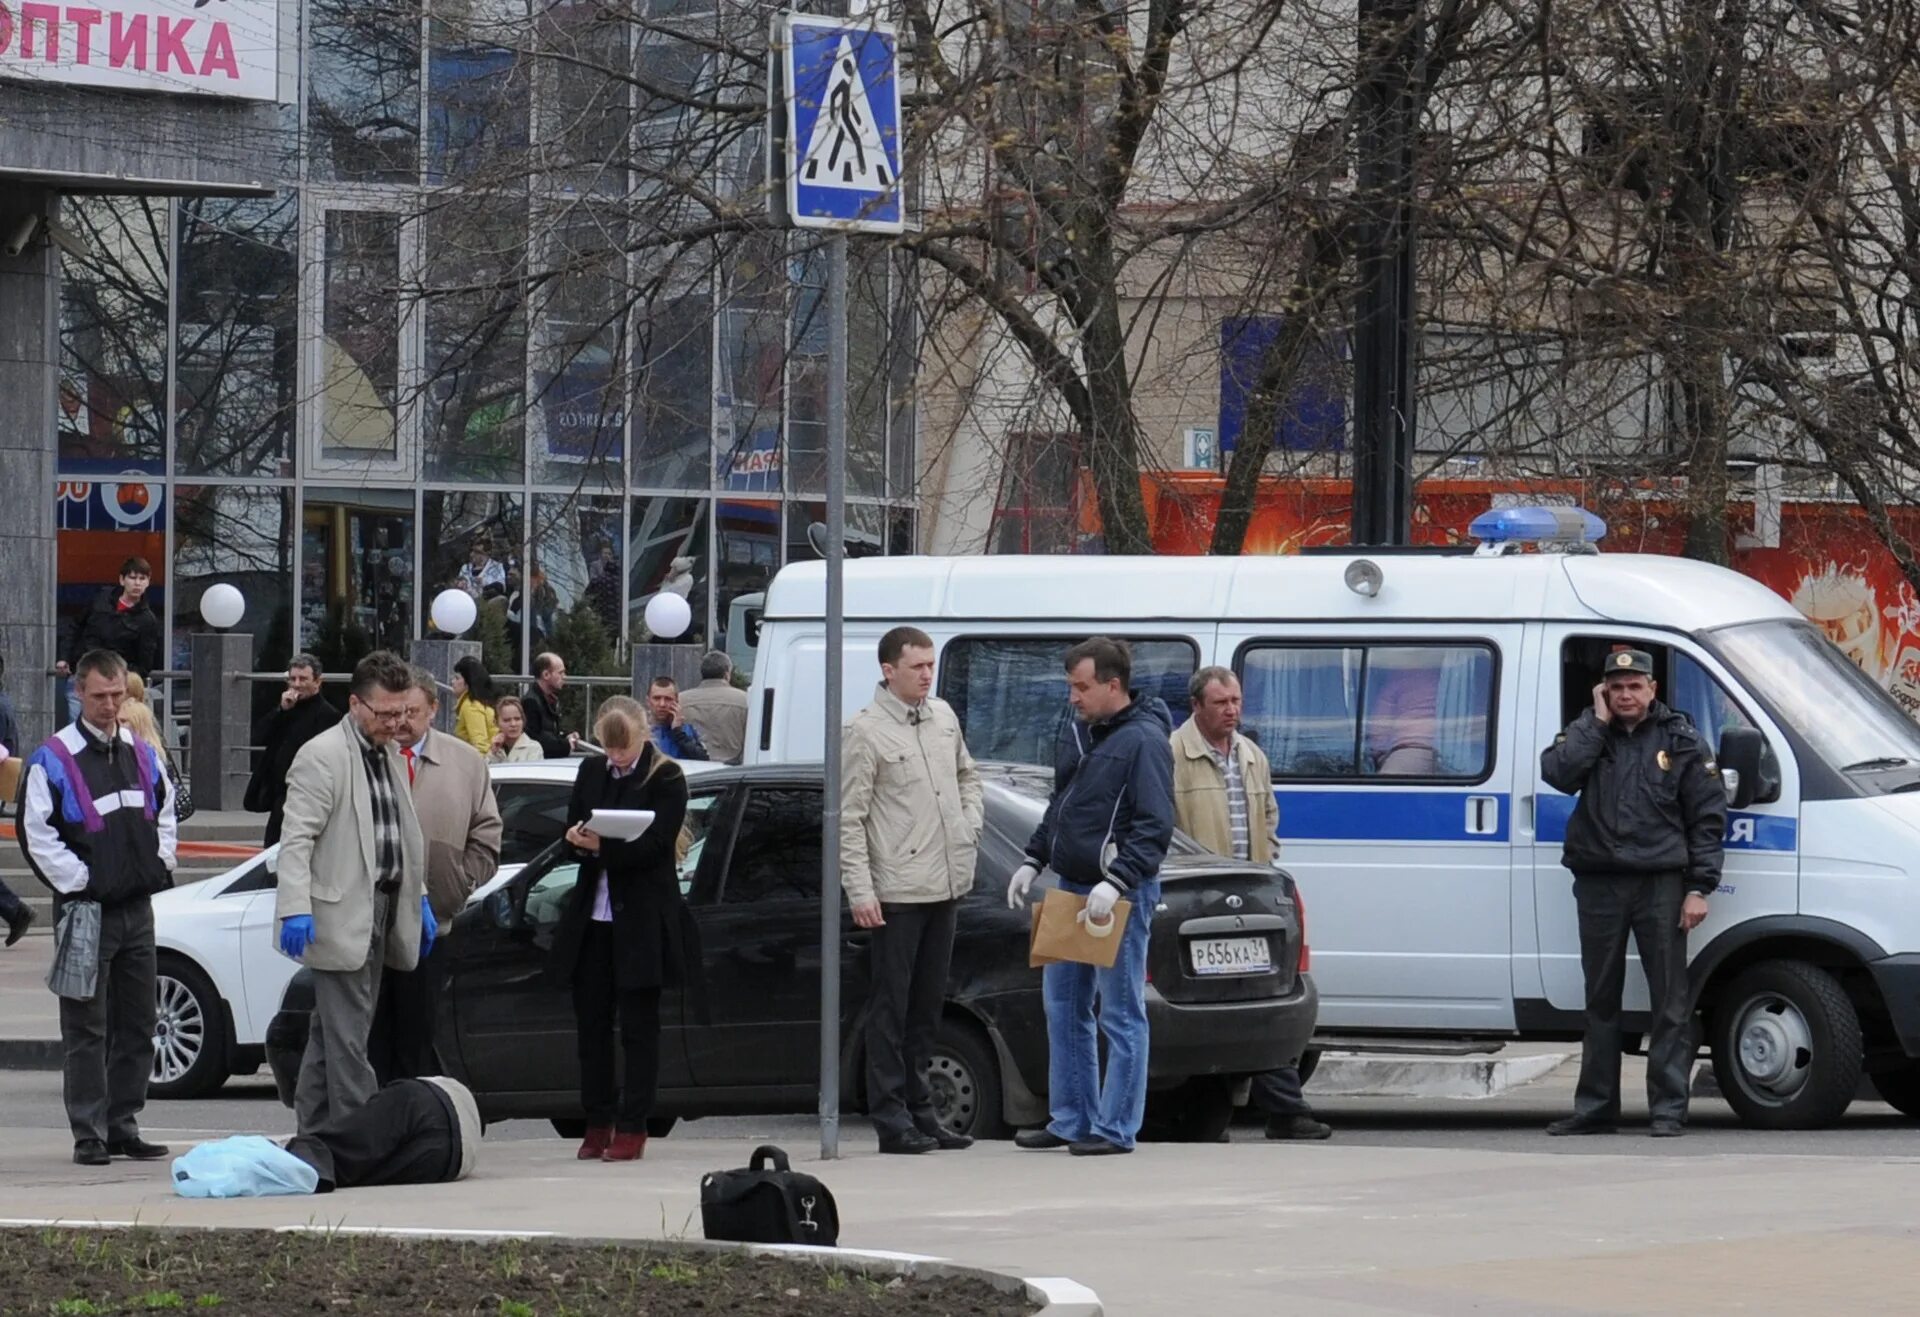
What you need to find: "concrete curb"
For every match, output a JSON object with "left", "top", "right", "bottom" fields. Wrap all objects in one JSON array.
[
  {"left": 0, "top": 1217, "right": 1103, "bottom": 1315},
  {"left": 1306, "top": 1049, "right": 1574, "bottom": 1100}
]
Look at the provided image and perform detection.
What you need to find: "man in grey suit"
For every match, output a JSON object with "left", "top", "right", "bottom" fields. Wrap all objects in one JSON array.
[{"left": 275, "top": 651, "right": 430, "bottom": 1134}]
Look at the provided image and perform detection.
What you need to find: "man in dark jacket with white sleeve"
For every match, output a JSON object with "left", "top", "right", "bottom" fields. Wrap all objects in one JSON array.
[
  {"left": 1540, "top": 647, "right": 1726, "bottom": 1138},
  {"left": 1007, "top": 637, "right": 1174, "bottom": 1156}
]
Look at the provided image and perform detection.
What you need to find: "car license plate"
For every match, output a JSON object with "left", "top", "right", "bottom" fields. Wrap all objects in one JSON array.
[{"left": 1189, "top": 936, "right": 1273, "bottom": 976}]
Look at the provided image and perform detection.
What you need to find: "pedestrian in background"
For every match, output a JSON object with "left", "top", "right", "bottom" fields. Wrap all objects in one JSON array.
[
  {"left": 1170, "top": 666, "right": 1330, "bottom": 1141},
  {"left": 275, "top": 651, "right": 430, "bottom": 1134},
  {"left": 19, "top": 650, "right": 177, "bottom": 1166},
  {"left": 451, "top": 655, "right": 499, "bottom": 757},
  {"left": 1540, "top": 648, "right": 1725, "bottom": 1138},
  {"left": 369, "top": 668, "right": 502, "bottom": 1082},
  {"left": 245, "top": 655, "right": 338, "bottom": 847},
  {"left": 523, "top": 652, "right": 579, "bottom": 758},
  {"left": 645, "top": 677, "right": 710, "bottom": 761},
  {"left": 678, "top": 651, "right": 749, "bottom": 764},
  {"left": 489, "top": 696, "right": 544, "bottom": 763},
  {"left": 1008, "top": 638, "right": 1174, "bottom": 1156},
  {"left": 0, "top": 652, "right": 31, "bottom": 943},
  {"left": 118, "top": 698, "right": 192, "bottom": 824},
  {"left": 56, "top": 558, "right": 163, "bottom": 722},
  {"left": 843, "top": 626, "right": 983, "bottom": 1154},
  {"left": 550, "top": 697, "right": 691, "bottom": 1163}
]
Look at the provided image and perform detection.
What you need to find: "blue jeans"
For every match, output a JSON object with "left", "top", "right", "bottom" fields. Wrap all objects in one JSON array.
[{"left": 1042, "top": 879, "right": 1158, "bottom": 1149}]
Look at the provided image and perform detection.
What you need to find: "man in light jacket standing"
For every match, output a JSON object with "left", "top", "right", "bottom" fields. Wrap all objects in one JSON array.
[
  {"left": 369, "top": 667, "right": 503, "bottom": 1084},
  {"left": 679, "top": 651, "right": 749, "bottom": 764},
  {"left": 842, "top": 626, "right": 983, "bottom": 1154},
  {"left": 1171, "top": 666, "right": 1330, "bottom": 1141},
  {"left": 275, "top": 651, "right": 431, "bottom": 1134}
]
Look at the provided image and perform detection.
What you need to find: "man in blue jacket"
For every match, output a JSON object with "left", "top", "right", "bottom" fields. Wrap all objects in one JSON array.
[{"left": 1007, "top": 637, "right": 1174, "bottom": 1155}]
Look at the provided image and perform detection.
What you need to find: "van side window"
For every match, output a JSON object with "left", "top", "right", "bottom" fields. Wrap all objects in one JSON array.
[
  {"left": 1668, "top": 651, "right": 1757, "bottom": 754},
  {"left": 939, "top": 636, "right": 1199, "bottom": 766},
  {"left": 1238, "top": 643, "right": 1496, "bottom": 781},
  {"left": 1558, "top": 638, "right": 1756, "bottom": 754}
]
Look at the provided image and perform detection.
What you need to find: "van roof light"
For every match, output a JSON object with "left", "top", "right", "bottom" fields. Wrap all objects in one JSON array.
[{"left": 1469, "top": 506, "right": 1607, "bottom": 555}]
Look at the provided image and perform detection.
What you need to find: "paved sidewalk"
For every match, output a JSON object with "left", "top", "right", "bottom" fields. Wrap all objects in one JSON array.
[{"left": 4, "top": 1119, "right": 1918, "bottom": 1315}]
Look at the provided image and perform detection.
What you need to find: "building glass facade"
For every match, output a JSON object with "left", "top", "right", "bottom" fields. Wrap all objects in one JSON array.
[{"left": 54, "top": 0, "right": 917, "bottom": 692}]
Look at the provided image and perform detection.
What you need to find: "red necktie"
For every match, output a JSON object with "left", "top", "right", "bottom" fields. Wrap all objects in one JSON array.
[{"left": 402, "top": 745, "right": 416, "bottom": 785}]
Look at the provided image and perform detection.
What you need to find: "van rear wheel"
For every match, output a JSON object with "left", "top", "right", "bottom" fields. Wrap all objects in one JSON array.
[{"left": 1710, "top": 959, "right": 1861, "bottom": 1130}]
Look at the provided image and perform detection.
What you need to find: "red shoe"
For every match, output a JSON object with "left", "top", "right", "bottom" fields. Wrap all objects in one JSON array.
[
  {"left": 577, "top": 1127, "right": 613, "bottom": 1160},
  {"left": 602, "top": 1132, "right": 647, "bottom": 1162}
]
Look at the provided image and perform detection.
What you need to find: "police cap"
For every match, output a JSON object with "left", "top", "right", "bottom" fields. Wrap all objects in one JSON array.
[{"left": 1602, "top": 648, "right": 1654, "bottom": 679}]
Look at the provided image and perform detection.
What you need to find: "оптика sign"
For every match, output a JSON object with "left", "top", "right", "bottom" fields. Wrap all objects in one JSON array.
[{"left": 0, "top": 0, "right": 280, "bottom": 102}]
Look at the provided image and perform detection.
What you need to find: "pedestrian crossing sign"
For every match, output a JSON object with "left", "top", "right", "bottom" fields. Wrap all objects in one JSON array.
[{"left": 779, "top": 14, "right": 905, "bottom": 233}]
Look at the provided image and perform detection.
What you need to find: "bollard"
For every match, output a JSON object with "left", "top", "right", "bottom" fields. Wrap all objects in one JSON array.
[{"left": 189, "top": 631, "right": 253, "bottom": 811}]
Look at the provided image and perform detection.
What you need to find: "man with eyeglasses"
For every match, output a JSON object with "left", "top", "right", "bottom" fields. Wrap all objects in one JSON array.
[{"left": 274, "top": 651, "right": 431, "bottom": 1134}]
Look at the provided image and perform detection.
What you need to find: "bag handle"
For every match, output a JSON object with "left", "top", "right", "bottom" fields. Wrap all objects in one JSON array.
[{"left": 749, "top": 1144, "right": 791, "bottom": 1173}]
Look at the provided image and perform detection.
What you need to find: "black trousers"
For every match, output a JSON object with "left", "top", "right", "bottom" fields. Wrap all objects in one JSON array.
[
  {"left": 864, "top": 898, "right": 959, "bottom": 1137},
  {"left": 573, "top": 921, "right": 663, "bottom": 1133},
  {"left": 1572, "top": 872, "right": 1696, "bottom": 1123},
  {"left": 60, "top": 898, "right": 156, "bottom": 1145},
  {"left": 1249, "top": 1065, "right": 1313, "bottom": 1118},
  {"left": 369, "top": 942, "right": 447, "bottom": 1086}
]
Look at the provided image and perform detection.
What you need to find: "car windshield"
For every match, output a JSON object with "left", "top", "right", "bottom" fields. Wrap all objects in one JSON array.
[{"left": 1710, "top": 619, "right": 1920, "bottom": 778}]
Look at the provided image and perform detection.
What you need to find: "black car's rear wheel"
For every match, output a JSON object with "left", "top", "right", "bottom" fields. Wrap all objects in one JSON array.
[{"left": 924, "top": 1019, "right": 1006, "bottom": 1140}]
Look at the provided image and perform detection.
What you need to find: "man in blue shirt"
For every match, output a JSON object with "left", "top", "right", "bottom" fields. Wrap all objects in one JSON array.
[{"left": 645, "top": 677, "right": 710, "bottom": 761}]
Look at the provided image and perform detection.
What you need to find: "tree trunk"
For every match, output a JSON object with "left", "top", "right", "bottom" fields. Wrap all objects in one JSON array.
[{"left": 1076, "top": 262, "right": 1155, "bottom": 555}]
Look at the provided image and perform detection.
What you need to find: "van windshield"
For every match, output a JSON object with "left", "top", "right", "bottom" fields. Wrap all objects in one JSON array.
[{"left": 1711, "top": 620, "right": 1920, "bottom": 778}]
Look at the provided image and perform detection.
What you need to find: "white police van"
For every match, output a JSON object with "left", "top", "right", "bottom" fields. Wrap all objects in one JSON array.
[{"left": 744, "top": 510, "right": 1920, "bottom": 1128}]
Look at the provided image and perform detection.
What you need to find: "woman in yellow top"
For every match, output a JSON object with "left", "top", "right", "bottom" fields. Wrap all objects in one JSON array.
[{"left": 451, "top": 655, "right": 499, "bottom": 756}]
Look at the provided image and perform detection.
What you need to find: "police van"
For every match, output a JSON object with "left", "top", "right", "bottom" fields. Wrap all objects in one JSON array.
[{"left": 742, "top": 509, "right": 1920, "bottom": 1129}]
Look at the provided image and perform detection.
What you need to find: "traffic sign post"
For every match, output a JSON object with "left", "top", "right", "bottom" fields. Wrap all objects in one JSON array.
[{"left": 771, "top": 10, "right": 904, "bottom": 1161}]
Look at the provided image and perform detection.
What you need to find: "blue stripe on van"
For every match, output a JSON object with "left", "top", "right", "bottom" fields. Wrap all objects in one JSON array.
[
  {"left": 1535, "top": 793, "right": 1796, "bottom": 852},
  {"left": 1274, "top": 789, "right": 1510, "bottom": 844}
]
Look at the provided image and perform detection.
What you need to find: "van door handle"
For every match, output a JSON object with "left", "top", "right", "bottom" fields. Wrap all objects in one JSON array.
[
  {"left": 1519, "top": 794, "right": 1535, "bottom": 837},
  {"left": 1464, "top": 795, "right": 1499, "bottom": 836}
]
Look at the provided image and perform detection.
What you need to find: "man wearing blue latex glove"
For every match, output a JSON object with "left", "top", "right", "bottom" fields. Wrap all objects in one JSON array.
[
  {"left": 275, "top": 651, "right": 426, "bottom": 1135},
  {"left": 420, "top": 897, "right": 437, "bottom": 957},
  {"left": 1013, "top": 637, "right": 1173, "bottom": 1158}
]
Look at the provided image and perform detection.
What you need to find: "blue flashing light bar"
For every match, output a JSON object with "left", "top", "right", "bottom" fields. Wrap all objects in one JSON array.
[{"left": 1469, "top": 505, "right": 1608, "bottom": 545}]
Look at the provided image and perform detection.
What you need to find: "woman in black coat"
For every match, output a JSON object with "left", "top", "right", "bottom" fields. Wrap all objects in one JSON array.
[{"left": 549, "top": 697, "right": 689, "bottom": 1162}]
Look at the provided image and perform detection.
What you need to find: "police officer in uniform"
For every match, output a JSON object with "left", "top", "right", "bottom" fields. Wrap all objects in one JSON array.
[{"left": 1539, "top": 649, "right": 1726, "bottom": 1138}]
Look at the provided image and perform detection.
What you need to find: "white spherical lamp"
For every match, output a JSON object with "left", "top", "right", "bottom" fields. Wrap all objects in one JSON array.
[
  {"left": 644, "top": 590, "right": 692, "bottom": 639},
  {"left": 430, "top": 587, "right": 478, "bottom": 636},
  {"left": 200, "top": 583, "right": 246, "bottom": 630}
]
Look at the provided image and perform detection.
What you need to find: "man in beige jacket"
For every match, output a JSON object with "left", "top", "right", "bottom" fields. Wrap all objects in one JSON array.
[
  {"left": 841, "top": 626, "right": 984, "bottom": 1154},
  {"left": 1172, "top": 666, "right": 1331, "bottom": 1141},
  {"left": 275, "top": 651, "right": 428, "bottom": 1134},
  {"left": 368, "top": 667, "right": 503, "bottom": 1084}
]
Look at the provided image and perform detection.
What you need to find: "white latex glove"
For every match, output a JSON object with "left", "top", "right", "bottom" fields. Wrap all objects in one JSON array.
[
  {"left": 1080, "top": 880, "right": 1121, "bottom": 924},
  {"left": 1007, "top": 862, "right": 1041, "bottom": 909}
]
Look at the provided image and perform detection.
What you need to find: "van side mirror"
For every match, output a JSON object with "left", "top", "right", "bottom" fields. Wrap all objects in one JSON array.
[{"left": 1717, "top": 727, "right": 1772, "bottom": 810}]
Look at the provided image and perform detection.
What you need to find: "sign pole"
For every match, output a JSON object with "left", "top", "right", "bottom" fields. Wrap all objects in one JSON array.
[{"left": 820, "top": 229, "right": 849, "bottom": 1161}]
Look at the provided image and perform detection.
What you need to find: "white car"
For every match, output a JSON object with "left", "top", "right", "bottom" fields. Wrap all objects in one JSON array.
[{"left": 150, "top": 757, "right": 718, "bottom": 1098}]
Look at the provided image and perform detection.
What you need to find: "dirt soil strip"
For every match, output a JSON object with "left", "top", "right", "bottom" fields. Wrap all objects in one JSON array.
[{"left": 1, "top": 1226, "right": 1040, "bottom": 1316}]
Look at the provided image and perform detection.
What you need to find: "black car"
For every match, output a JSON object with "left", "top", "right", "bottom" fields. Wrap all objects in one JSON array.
[{"left": 267, "top": 764, "right": 1318, "bottom": 1140}]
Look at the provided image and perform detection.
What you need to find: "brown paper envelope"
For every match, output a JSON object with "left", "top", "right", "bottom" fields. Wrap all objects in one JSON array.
[
  {"left": 0, "top": 758, "right": 20, "bottom": 804},
  {"left": 1029, "top": 887, "right": 1133, "bottom": 969},
  {"left": 1029, "top": 900, "right": 1064, "bottom": 968}
]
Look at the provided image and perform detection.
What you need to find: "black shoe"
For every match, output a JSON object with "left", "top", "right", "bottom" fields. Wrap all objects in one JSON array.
[
  {"left": 916, "top": 1123, "right": 974, "bottom": 1150},
  {"left": 1649, "top": 1119, "right": 1686, "bottom": 1139},
  {"left": 1013, "top": 1128, "right": 1071, "bottom": 1150},
  {"left": 107, "top": 1137, "right": 170, "bottom": 1160},
  {"left": 1264, "top": 1114, "right": 1333, "bottom": 1141},
  {"left": 1068, "top": 1138, "right": 1131, "bottom": 1157},
  {"left": 73, "top": 1139, "right": 109, "bottom": 1167},
  {"left": 1545, "top": 1115, "right": 1618, "bottom": 1137},
  {"left": 876, "top": 1129, "right": 939, "bottom": 1155},
  {"left": 4, "top": 906, "right": 31, "bottom": 947}
]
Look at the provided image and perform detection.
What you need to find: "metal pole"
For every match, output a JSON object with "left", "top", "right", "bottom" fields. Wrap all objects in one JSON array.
[{"left": 820, "top": 231, "right": 850, "bottom": 1160}]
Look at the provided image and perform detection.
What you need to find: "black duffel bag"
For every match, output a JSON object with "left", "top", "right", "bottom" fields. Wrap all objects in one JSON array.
[{"left": 700, "top": 1144, "right": 840, "bottom": 1247}]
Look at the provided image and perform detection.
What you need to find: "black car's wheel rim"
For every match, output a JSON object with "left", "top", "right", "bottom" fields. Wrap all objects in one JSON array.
[
  {"left": 153, "top": 974, "right": 206, "bottom": 1085},
  {"left": 924, "top": 1053, "right": 977, "bottom": 1134}
]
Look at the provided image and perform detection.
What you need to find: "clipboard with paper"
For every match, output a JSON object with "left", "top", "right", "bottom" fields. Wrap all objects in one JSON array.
[{"left": 585, "top": 809, "right": 656, "bottom": 841}]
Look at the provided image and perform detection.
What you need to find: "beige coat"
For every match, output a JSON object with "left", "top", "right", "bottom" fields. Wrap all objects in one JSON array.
[
  {"left": 679, "top": 677, "right": 750, "bottom": 764},
  {"left": 274, "top": 719, "right": 427, "bottom": 973},
  {"left": 841, "top": 686, "right": 984, "bottom": 906},
  {"left": 489, "top": 735, "right": 545, "bottom": 764},
  {"left": 408, "top": 728, "right": 503, "bottom": 925},
  {"left": 1170, "top": 717, "right": 1279, "bottom": 865}
]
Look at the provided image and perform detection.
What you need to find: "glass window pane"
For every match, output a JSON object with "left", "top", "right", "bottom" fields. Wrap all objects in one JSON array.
[
  {"left": 939, "top": 637, "right": 1199, "bottom": 766},
  {"left": 301, "top": 487, "right": 416, "bottom": 659},
  {"left": 1359, "top": 645, "right": 1494, "bottom": 779},
  {"left": 309, "top": 0, "right": 422, "bottom": 183},
  {"left": 1669, "top": 650, "right": 1756, "bottom": 755},
  {"left": 1238, "top": 646, "right": 1363, "bottom": 777},
  {"left": 175, "top": 196, "right": 299, "bottom": 478},
  {"left": 172, "top": 487, "right": 294, "bottom": 734},
  {"left": 424, "top": 491, "right": 523, "bottom": 673},
  {"left": 536, "top": 0, "right": 629, "bottom": 194},
  {"left": 535, "top": 492, "right": 624, "bottom": 646},
  {"left": 634, "top": 277, "right": 712, "bottom": 491},
  {"left": 59, "top": 197, "right": 167, "bottom": 474},
  {"left": 630, "top": 496, "right": 710, "bottom": 648},
  {"left": 321, "top": 212, "right": 403, "bottom": 463},
  {"left": 716, "top": 501, "right": 777, "bottom": 654},
  {"left": 723, "top": 789, "right": 822, "bottom": 904},
  {"left": 428, "top": 6, "right": 532, "bottom": 185},
  {"left": 425, "top": 201, "right": 528, "bottom": 482},
  {"left": 784, "top": 501, "right": 884, "bottom": 562},
  {"left": 531, "top": 207, "right": 625, "bottom": 487},
  {"left": 57, "top": 479, "right": 168, "bottom": 684},
  {"left": 719, "top": 235, "right": 786, "bottom": 494}
]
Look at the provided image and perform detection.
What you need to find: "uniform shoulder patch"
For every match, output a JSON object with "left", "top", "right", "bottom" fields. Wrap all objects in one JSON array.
[{"left": 1703, "top": 757, "right": 1720, "bottom": 777}]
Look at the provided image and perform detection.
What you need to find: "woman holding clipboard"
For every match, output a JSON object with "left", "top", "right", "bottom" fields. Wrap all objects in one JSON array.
[{"left": 549, "top": 696, "right": 689, "bottom": 1162}]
